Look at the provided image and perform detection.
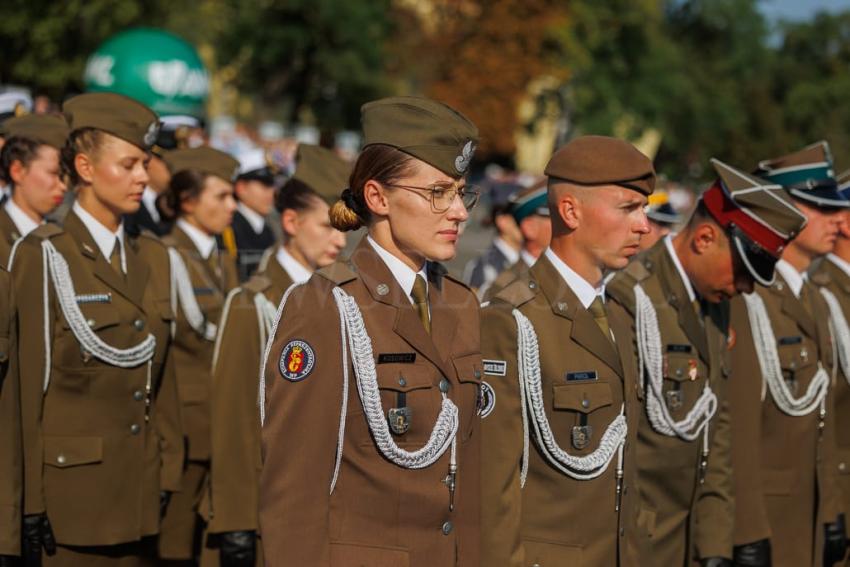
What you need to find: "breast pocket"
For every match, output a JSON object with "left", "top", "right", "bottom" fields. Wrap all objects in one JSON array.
[
  {"left": 552, "top": 381, "right": 614, "bottom": 454},
  {"left": 664, "top": 352, "right": 707, "bottom": 419},
  {"left": 55, "top": 304, "right": 122, "bottom": 372},
  {"left": 371, "top": 364, "right": 440, "bottom": 447},
  {"left": 777, "top": 340, "right": 815, "bottom": 395}
]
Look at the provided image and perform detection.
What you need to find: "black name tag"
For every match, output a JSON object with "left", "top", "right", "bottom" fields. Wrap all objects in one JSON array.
[
  {"left": 193, "top": 287, "right": 216, "bottom": 296},
  {"left": 378, "top": 353, "right": 417, "bottom": 364},
  {"left": 566, "top": 370, "right": 598, "bottom": 382},
  {"left": 778, "top": 336, "right": 802, "bottom": 345},
  {"left": 666, "top": 344, "right": 692, "bottom": 353},
  {"left": 483, "top": 360, "right": 507, "bottom": 376}
]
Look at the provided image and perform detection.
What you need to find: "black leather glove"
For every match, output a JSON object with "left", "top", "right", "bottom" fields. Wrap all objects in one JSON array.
[
  {"left": 702, "top": 558, "right": 732, "bottom": 567},
  {"left": 733, "top": 538, "right": 771, "bottom": 566},
  {"left": 824, "top": 513, "right": 848, "bottom": 567},
  {"left": 22, "top": 513, "right": 56, "bottom": 566},
  {"left": 159, "top": 491, "right": 171, "bottom": 518},
  {"left": 220, "top": 530, "right": 256, "bottom": 567}
]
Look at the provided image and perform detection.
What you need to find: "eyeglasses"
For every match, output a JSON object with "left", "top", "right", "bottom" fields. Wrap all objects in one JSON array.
[{"left": 383, "top": 182, "right": 480, "bottom": 213}]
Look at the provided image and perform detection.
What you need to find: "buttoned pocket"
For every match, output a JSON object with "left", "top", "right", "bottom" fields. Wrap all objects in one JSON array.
[
  {"left": 777, "top": 340, "right": 815, "bottom": 376},
  {"left": 552, "top": 382, "right": 614, "bottom": 455},
  {"left": 376, "top": 365, "right": 434, "bottom": 393},
  {"left": 523, "top": 536, "right": 582, "bottom": 566},
  {"left": 365, "top": 364, "right": 439, "bottom": 446},
  {"left": 43, "top": 436, "right": 103, "bottom": 468},
  {"left": 329, "top": 541, "right": 409, "bottom": 567},
  {"left": 553, "top": 382, "right": 613, "bottom": 413},
  {"left": 665, "top": 352, "right": 701, "bottom": 383},
  {"left": 60, "top": 303, "right": 120, "bottom": 332}
]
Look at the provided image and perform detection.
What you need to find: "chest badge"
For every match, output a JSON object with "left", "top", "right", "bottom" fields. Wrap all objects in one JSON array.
[
  {"left": 666, "top": 388, "right": 684, "bottom": 410},
  {"left": 478, "top": 381, "right": 496, "bottom": 418},
  {"left": 571, "top": 425, "right": 593, "bottom": 450},
  {"left": 688, "top": 359, "right": 698, "bottom": 381},
  {"left": 279, "top": 340, "right": 316, "bottom": 382},
  {"left": 388, "top": 406, "right": 412, "bottom": 435}
]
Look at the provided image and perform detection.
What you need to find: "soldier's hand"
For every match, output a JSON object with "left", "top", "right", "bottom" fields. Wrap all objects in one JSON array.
[
  {"left": 733, "top": 538, "right": 771, "bottom": 566},
  {"left": 824, "top": 513, "right": 848, "bottom": 567},
  {"left": 701, "top": 558, "right": 732, "bottom": 567},
  {"left": 22, "top": 513, "right": 56, "bottom": 566},
  {"left": 220, "top": 530, "right": 256, "bottom": 567}
]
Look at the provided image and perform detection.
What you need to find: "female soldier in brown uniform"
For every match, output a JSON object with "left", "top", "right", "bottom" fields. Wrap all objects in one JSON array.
[
  {"left": 259, "top": 97, "right": 483, "bottom": 566},
  {"left": 206, "top": 145, "right": 348, "bottom": 566},
  {"left": 13, "top": 92, "right": 183, "bottom": 565},
  {"left": 156, "top": 147, "right": 239, "bottom": 564}
]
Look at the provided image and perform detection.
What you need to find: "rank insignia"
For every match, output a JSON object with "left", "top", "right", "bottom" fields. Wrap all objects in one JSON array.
[
  {"left": 388, "top": 406, "right": 412, "bottom": 435},
  {"left": 279, "top": 339, "right": 315, "bottom": 382},
  {"left": 572, "top": 425, "right": 593, "bottom": 450},
  {"left": 688, "top": 359, "right": 698, "bottom": 381},
  {"left": 478, "top": 381, "right": 496, "bottom": 418}
]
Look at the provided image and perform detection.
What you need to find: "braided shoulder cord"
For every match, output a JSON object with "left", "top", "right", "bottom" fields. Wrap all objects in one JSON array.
[
  {"left": 40, "top": 240, "right": 156, "bottom": 391},
  {"left": 167, "top": 248, "right": 216, "bottom": 341},
  {"left": 742, "top": 292, "right": 828, "bottom": 416},
  {"left": 512, "top": 308, "right": 626, "bottom": 481},
  {"left": 634, "top": 285, "right": 717, "bottom": 446},
  {"left": 258, "top": 282, "right": 304, "bottom": 426}
]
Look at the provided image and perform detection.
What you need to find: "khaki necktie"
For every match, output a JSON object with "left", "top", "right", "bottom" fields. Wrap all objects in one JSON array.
[
  {"left": 588, "top": 296, "right": 611, "bottom": 340},
  {"left": 109, "top": 237, "right": 123, "bottom": 277},
  {"left": 411, "top": 274, "right": 431, "bottom": 335}
]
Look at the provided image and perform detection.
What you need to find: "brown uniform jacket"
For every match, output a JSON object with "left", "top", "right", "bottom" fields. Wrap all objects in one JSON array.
[
  {"left": 207, "top": 254, "right": 292, "bottom": 534},
  {"left": 13, "top": 211, "right": 183, "bottom": 546},
  {"left": 728, "top": 271, "right": 842, "bottom": 566},
  {"left": 607, "top": 241, "right": 734, "bottom": 564},
  {"left": 0, "top": 269, "right": 20, "bottom": 555},
  {"left": 0, "top": 206, "right": 22, "bottom": 270},
  {"left": 481, "top": 257, "right": 530, "bottom": 302},
  {"left": 480, "top": 254, "right": 642, "bottom": 566},
  {"left": 260, "top": 237, "right": 482, "bottom": 567},
  {"left": 810, "top": 257, "right": 850, "bottom": 525},
  {"left": 164, "top": 226, "right": 238, "bottom": 462}
]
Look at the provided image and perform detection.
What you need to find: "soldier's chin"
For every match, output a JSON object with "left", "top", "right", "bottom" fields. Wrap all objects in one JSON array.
[{"left": 426, "top": 241, "right": 458, "bottom": 262}]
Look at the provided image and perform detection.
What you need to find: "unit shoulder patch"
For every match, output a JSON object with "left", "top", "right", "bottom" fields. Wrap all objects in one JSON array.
[
  {"left": 279, "top": 339, "right": 316, "bottom": 382},
  {"left": 478, "top": 381, "right": 496, "bottom": 418}
]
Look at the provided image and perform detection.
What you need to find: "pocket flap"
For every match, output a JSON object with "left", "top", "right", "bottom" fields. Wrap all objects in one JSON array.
[
  {"left": 158, "top": 298, "right": 175, "bottom": 321},
  {"left": 179, "top": 382, "right": 209, "bottom": 404},
  {"left": 377, "top": 365, "right": 435, "bottom": 393},
  {"left": 329, "top": 542, "right": 409, "bottom": 567},
  {"left": 63, "top": 303, "right": 120, "bottom": 332},
  {"left": 777, "top": 343, "right": 814, "bottom": 373},
  {"left": 665, "top": 353, "right": 700, "bottom": 382},
  {"left": 452, "top": 352, "right": 482, "bottom": 384},
  {"left": 43, "top": 436, "right": 103, "bottom": 468},
  {"left": 523, "top": 537, "right": 583, "bottom": 565},
  {"left": 553, "top": 382, "right": 613, "bottom": 413}
]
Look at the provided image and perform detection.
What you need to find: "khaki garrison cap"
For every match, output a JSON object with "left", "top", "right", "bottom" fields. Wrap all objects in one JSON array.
[
  {"left": 755, "top": 141, "right": 849, "bottom": 209},
  {"left": 164, "top": 147, "right": 240, "bottom": 184},
  {"left": 361, "top": 96, "right": 479, "bottom": 178},
  {"left": 1, "top": 114, "right": 69, "bottom": 149},
  {"left": 545, "top": 135, "right": 656, "bottom": 195},
  {"left": 703, "top": 158, "right": 807, "bottom": 286},
  {"left": 63, "top": 92, "right": 159, "bottom": 151},
  {"left": 292, "top": 145, "right": 351, "bottom": 203}
]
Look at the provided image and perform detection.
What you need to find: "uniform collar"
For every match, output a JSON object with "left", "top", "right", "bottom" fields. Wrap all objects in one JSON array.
[
  {"left": 493, "top": 237, "right": 520, "bottom": 265},
  {"left": 237, "top": 202, "right": 267, "bottom": 234},
  {"left": 544, "top": 247, "right": 604, "bottom": 309},
  {"left": 72, "top": 200, "right": 125, "bottom": 271},
  {"left": 827, "top": 253, "right": 850, "bottom": 282},
  {"left": 367, "top": 235, "right": 427, "bottom": 305},
  {"left": 4, "top": 198, "right": 41, "bottom": 237},
  {"left": 176, "top": 218, "right": 217, "bottom": 259},
  {"left": 775, "top": 258, "right": 804, "bottom": 298},
  {"left": 663, "top": 234, "right": 697, "bottom": 303},
  {"left": 520, "top": 249, "right": 537, "bottom": 268},
  {"left": 276, "top": 245, "right": 312, "bottom": 284},
  {"left": 141, "top": 186, "right": 160, "bottom": 223}
]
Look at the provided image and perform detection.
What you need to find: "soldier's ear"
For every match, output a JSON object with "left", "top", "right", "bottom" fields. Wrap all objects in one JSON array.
[
  {"left": 556, "top": 191, "right": 581, "bottom": 230},
  {"left": 363, "top": 179, "right": 390, "bottom": 217},
  {"left": 691, "top": 222, "right": 718, "bottom": 255},
  {"left": 74, "top": 152, "right": 95, "bottom": 185}
]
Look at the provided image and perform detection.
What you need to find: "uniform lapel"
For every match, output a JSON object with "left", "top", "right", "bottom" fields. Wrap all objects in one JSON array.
[
  {"left": 657, "top": 247, "right": 710, "bottom": 364},
  {"left": 261, "top": 251, "right": 295, "bottom": 305},
  {"left": 124, "top": 236, "right": 149, "bottom": 308},
  {"left": 775, "top": 274, "right": 817, "bottom": 339},
  {"left": 427, "top": 261, "right": 460, "bottom": 365},
  {"left": 0, "top": 207, "right": 21, "bottom": 245},
  {"left": 350, "top": 238, "right": 454, "bottom": 379},
  {"left": 533, "top": 256, "right": 624, "bottom": 377},
  {"left": 173, "top": 226, "right": 223, "bottom": 292}
]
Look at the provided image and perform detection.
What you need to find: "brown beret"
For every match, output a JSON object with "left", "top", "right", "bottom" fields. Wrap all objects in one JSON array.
[
  {"left": 361, "top": 96, "right": 479, "bottom": 178},
  {"left": 63, "top": 93, "right": 159, "bottom": 151},
  {"left": 1, "top": 114, "right": 69, "bottom": 149},
  {"left": 164, "top": 147, "right": 239, "bottom": 184},
  {"left": 291, "top": 145, "right": 351, "bottom": 203},
  {"left": 544, "top": 135, "right": 656, "bottom": 195}
]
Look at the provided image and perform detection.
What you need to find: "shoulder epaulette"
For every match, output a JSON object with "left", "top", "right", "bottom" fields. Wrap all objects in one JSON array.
[
  {"left": 494, "top": 276, "right": 537, "bottom": 308},
  {"left": 30, "top": 223, "right": 63, "bottom": 239},
  {"left": 809, "top": 268, "right": 831, "bottom": 287},
  {"left": 136, "top": 230, "right": 167, "bottom": 248},
  {"left": 242, "top": 274, "right": 272, "bottom": 294},
  {"left": 316, "top": 260, "right": 358, "bottom": 285},
  {"left": 624, "top": 258, "right": 651, "bottom": 282},
  {"left": 160, "top": 235, "right": 178, "bottom": 248}
]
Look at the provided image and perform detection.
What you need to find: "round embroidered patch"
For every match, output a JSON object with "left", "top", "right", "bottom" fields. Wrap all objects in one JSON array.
[
  {"left": 478, "top": 381, "right": 496, "bottom": 418},
  {"left": 279, "top": 339, "right": 316, "bottom": 382}
]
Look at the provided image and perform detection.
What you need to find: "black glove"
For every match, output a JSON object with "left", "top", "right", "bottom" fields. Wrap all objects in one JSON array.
[
  {"left": 220, "top": 530, "right": 256, "bottom": 567},
  {"left": 22, "top": 513, "right": 56, "bottom": 566},
  {"left": 159, "top": 491, "right": 171, "bottom": 518},
  {"left": 824, "top": 513, "right": 848, "bottom": 567},
  {"left": 702, "top": 558, "right": 732, "bottom": 567},
  {"left": 733, "top": 538, "right": 771, "bottom": 566}
]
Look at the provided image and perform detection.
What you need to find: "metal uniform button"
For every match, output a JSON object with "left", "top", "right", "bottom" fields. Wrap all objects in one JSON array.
[
  {"left": 442, "top": 521, "right": 453, "bottom": 535},
  {"left": 87, "top": 319, "right": 96, "bottom": 328},
  {"left": 474, "top": 369, "right": 481, "bottom": 379},
  {"left": 581, "top": 399, "right": 590, "bottom": 409},
  {"left": 398, "top": 377, "right": 407, "bottom": 387},
  {"left": 840, "top": 462, "right": 847, "bottom": 472},
  {"left": 130, "top": 423, "right": 141, "bottom": 435},
  {"left": 439, "top": 378, "right": 450, "bottom": 393},
  {"left": 133, "top": 319, "right": 145, "bottom": 331},
  {"left": 133, "top": 390, "right": 144, "bottom": 401},
  {"left": 56, "top": 454, "right": 66, "bottom": 465}
]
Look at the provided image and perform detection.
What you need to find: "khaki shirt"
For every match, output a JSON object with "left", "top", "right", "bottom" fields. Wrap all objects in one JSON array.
[
  {"left": 0, "top": 269, "right": 20, "bottom": 555},
  {"left": 260, "top": 237, "right": 482, "bottom": 566},
  {"left": 13, "top": 211, "right": 183, "bottom": 546},
  {"left": 728, "top": 273, "right": 842, "bottom": 566},
  {"left": 607, "top": 241, "right": 734, "bottom": 563},
  {"left": 480, "top": 254, "right": 641, "bottom": 566}
]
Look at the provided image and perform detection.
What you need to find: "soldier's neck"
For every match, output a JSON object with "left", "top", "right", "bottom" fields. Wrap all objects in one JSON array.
[
  {"left": 549, "top": 238, "right": 603, "bottom": 289},
  {"left": 833, "top": 237, "right": 850, "bottom": 263},
  {"left": 781, "top": 243, "right": 813, "bottom": 274},
  {"left": 76, "top": 188, "right": 121, "bottom": 233}
]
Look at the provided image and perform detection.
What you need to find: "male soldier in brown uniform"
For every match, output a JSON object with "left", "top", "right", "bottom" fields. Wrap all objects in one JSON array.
[
  {"left": 13, "top": 93, "right": 184, "bottom": 565},
  {"left": 808, "top": 171, "right": 850, "bottom": 566},
  {"left": 260, "top": 96, "right": 482, "bottom": 566},
  {"left": 205, "top": 145, "right": 348, "bottom": 566},
  {"left": 608, "top": 159, "right": 807, "bottom": 566},
  {"left": 729, "top": 142, "right": 848, "bottom": 567},
  {"left": 0, "top": 269, "right": 20, "bottom": 565},
  {"left": 157, "top": 147, "right": 240, "bottom": 564},
  {"left": 0, "top": 115, "right": 68, "bottom": 267},
  {"left": 481, "top": 135, "right": 654, "bottom": 566}
]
